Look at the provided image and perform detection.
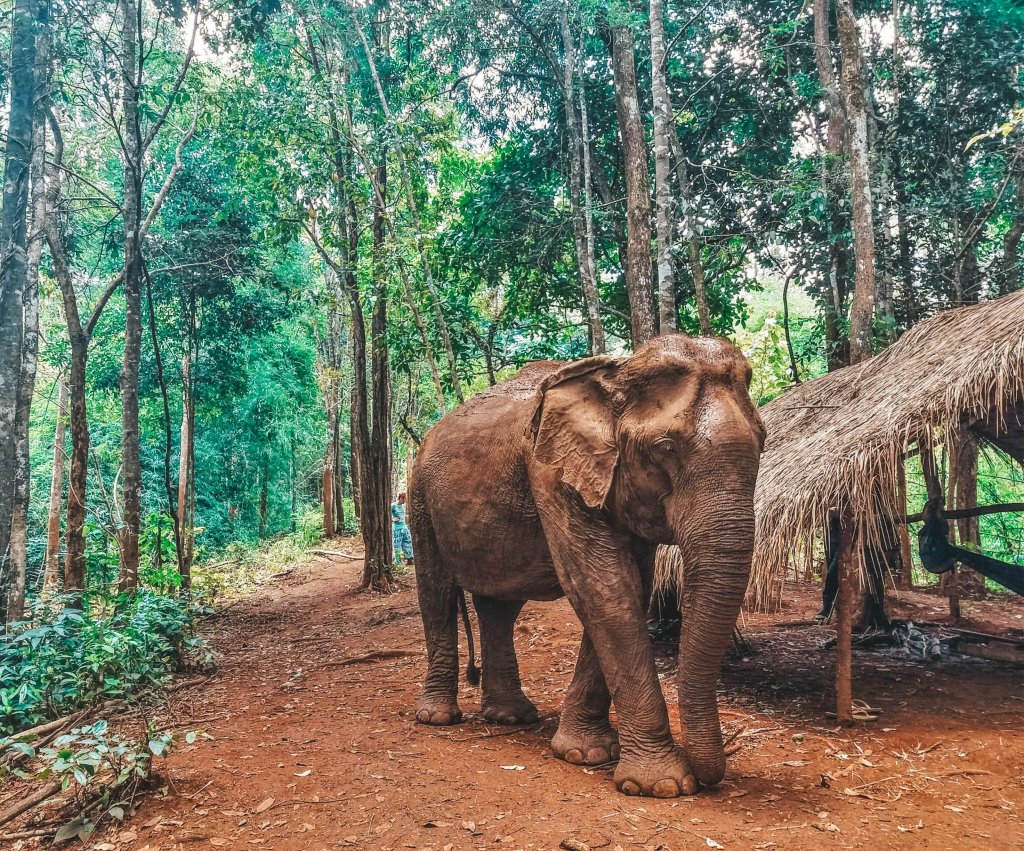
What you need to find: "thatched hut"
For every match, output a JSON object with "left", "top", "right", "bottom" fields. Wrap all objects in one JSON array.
[{"left": 748, "top": 289, "right": 1024, "bottom": 719}]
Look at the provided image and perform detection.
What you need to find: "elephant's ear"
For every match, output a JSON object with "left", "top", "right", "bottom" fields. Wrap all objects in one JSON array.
[{"left": 531, "top": 355, "right": 621, "bottom": 510}]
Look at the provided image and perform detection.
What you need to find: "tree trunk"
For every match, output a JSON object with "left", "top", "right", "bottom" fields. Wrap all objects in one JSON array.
[
  {"left": 836, "top": 0, "right": 876, "bottom": 364},
  {"left": 43, "top": 379, "right": 68, "bottom": 591},
  {"left": 322, "top": 462, "right": 334, "bottom": 538},
  {"left": 578, "top": 71, "right": 601, "bottom": 349},
  {"left": 895, "top": 459, "right": 913, "bottom": 589},
  {"left": 176, "top": 354, "right": 193, "bottom": 588},
  {"left": 64, "top": 335, "right": 89, "bottom": 593},
  {"left": 560, "top": 4, "right": 606, "bottom": 354},
  {"left": 649, "top": 0, "right": 676, "bottom": 333},
  {"left": 813, "top": 0, "right": 851, "bottom": 369},
  {"left": 952, "top": 429, "right": 985, "bottom": 595},
  {"left": 608, "top": 23, "right": 657, "bottom": 348},
  {"left": 334, "top": 415, "right": 345, "bottom": 532},
  {"left": 323, "top": 367, "right": 337, "bottom": 538},
  {"left": 45, "top": 164, "right": 89, "bottom": 594},
  {"left": 0, "top": 0, "right": 39, "bottom": 619},
  {"left": 361, "top": 157, "right": 393, "bottom": 591},
  {"left": 118, "top": 0, "right": 143, "bottom": 592},
  {"left": 1001, "top": 169, "right": 1023, "bottom": 295},
  {"left": 349, "top": 397, "right": 362, "bottom": 520},
  {"left": 8, "top": 24, "right": 50, "bottom": 620}
]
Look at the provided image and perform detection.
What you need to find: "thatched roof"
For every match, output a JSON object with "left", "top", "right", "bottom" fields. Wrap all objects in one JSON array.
[{"left": 748, "top": 290, "right": 1024, "bottom": 610}]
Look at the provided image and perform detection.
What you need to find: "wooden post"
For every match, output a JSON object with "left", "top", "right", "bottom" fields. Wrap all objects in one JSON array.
[
  {"left": 835, "top": 510, "right": 857, "bottom": 724},
  {"left": 896, "top": 461, "right": 913, "bottom": 588}
]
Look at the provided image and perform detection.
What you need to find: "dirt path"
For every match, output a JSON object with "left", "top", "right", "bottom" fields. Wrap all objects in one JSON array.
[{"left": 106, "top": 550, "right": 1023, "bottom": 850}]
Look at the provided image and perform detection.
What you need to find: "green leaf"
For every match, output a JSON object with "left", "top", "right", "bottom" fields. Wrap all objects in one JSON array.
[{"left": 54, "top": 817, "right": 87, "bottom": 842}]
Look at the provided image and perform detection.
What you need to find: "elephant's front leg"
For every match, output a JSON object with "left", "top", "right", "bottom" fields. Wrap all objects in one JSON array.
[
  {"left": 473, "top": 595, "right": 540, "bottom": 724},
  {"left": 540, "top": 512, "right": 696, "bottom": 797},
  {"left": 552, "top": 631, "right": 620, "bottom": 765}
]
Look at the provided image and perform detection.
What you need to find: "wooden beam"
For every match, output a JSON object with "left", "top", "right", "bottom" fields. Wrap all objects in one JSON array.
[
  {"left": 835, "top": 511, "right": 856, "bottom": 724},
  {"left": 902, "top": 502, "right": 1024, "bottom": 524}
]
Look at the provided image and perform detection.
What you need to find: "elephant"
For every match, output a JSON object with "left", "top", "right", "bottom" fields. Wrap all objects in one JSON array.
[{"left": 409, "top": 334, "right": 765, "bottom": 798}]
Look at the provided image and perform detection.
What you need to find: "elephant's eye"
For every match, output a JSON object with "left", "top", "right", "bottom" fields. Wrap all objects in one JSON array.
[{"left": 654, "top": 438, "right": 676, "bottom": 455}]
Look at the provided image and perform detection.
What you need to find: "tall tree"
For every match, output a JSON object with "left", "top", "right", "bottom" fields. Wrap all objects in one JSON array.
[
  {"left": 649, "top": 0, "right": 675, "bottom": 332},
  {"left": 560, "top": 4, "right": 606, "bottom": 352},
  {"left": 118, "top": 0, "right": 145, "bottom": 590},
  {"left": 836, "top": 0, "right": 876, "bottom": 364},
  {"left": 0, "top": 0, "right": 39, "bottom": 621},
  {"left": 813, "top": 0, "right": 850, "bottom": 368},
  {"left": 608, "top": 20, "right": 657, "bottom": 348}
]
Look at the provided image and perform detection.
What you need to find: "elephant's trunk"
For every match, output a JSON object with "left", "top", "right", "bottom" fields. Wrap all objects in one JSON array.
[{"left": 674, "top": 488, "right": 755, "bottom": 787}]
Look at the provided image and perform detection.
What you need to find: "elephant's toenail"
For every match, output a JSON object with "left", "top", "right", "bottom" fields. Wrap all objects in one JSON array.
[
  {"left": 681, "top": 775, "right": 698, "bottom": 795},
  {"left": 652, "top": 779, "right": 680, "bottom": 798},
  {"left": 620, "top": 780, "right": 641, "bottom": 796},
  {"left": 565, "top": 749, "right": 583, "bottom": 764},
  {"left": 609, "top": 743, "right": 621, "bottom": 759}
]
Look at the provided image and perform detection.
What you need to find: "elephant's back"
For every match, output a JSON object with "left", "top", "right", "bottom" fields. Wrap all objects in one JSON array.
[
  {"left": 418, "top": 359, "right": 565, "bottom": 454},
  {"left": 455, "top": 360, "right": 565, "bottom": 411},
  {"left": 411, "top": 362, "right": 557, "bottom": 575}
]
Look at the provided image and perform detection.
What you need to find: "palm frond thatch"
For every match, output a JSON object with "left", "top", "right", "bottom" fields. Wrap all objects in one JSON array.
[{"left": 748, "top": 290, "right": 1024, "bottom": 610}]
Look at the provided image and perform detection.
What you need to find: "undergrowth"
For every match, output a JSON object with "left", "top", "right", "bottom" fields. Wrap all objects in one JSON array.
[
  {"left": 0, "top": 590, "right": 208, "bottom": 737},
  {"left": 190, "top": 508, "right": 331, "bottom": 604}
]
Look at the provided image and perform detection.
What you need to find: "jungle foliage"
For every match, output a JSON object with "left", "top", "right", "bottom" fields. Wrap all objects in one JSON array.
[{"left": 0, "top": 0, "right": 1021, "bottom": 620}]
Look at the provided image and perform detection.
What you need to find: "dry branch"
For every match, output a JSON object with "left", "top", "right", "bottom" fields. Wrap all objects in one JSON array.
[
  {"left": 320, "top": 650, "right": 420, "bottom": 668},
  {"left": 0, "top": 781, "right": 62, "bottom": 828},
  {"left": 903, "top": 502, "right": 1024, "bottom": 524}
]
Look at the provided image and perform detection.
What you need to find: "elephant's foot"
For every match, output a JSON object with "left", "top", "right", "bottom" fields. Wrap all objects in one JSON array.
[
  {"left": 551, "top": 720, "right": 619, "bottom": 766},
  {"left": 480, "top": 692, "right": 539, "bottom": 725},
  {"left": 614, "top": 746, "right": 698, "bottom": 798},
  {"left": 415, "top": 695, "right": 463, "bottom": 726}
]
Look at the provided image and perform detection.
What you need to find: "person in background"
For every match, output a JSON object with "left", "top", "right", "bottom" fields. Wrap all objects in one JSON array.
[{"left": 392, "top": 492, "right": 414, "bottom": 566}]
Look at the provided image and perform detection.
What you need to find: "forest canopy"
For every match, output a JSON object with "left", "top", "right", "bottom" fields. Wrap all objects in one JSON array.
[{"left": 0, "top": 0, "right": 1022, "bottom": 616}]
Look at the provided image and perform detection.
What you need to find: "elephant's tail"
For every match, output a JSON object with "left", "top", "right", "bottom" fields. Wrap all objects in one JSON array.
[{"left": 456, "top": 588, "right": 481, "bottom": 686}]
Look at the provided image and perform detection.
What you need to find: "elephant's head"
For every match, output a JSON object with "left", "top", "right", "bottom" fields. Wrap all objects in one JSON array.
[{"left": 532, "top": 334, "right": 764, "bottom": 786}]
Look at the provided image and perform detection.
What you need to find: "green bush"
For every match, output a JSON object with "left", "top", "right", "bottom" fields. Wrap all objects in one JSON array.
[{"left": 0, "top": 591, "right": 206, "bottom": 736}]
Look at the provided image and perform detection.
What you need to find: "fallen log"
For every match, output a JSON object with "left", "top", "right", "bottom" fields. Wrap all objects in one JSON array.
[
  {"left": 952, "top": 640, "right": 1024, "bottom": 665},
  {"left": 311, "top": 549, "right": 363, "bottom": 561},
  {"left": 0, "top": 781, "right": 62, "bottom": 828}
]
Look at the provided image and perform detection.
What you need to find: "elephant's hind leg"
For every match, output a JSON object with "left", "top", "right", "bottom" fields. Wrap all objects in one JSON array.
[
  {"left": 473, "top": 595, "right": 539, "bottom": 725},
  {"left": 552, "top": 631, "right": 619, "bottom": 765},
  {"left": 412, "top": 503, "right": 463, "bottom": 726}
]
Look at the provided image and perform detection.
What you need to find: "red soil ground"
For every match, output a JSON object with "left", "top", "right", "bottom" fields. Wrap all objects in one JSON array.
[{"left": 10, "top": 546, "right": 1024, "bottom": 850}]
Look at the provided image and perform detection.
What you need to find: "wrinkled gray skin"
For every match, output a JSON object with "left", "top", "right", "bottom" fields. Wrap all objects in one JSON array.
[{"left": 409, "top": 335, "right": 764, "bottom": 797}]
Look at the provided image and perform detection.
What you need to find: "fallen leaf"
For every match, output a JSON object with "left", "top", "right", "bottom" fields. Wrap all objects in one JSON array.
[
  {"left": 295, "top": 769, "right": 311, "bottom": 777},
  {"left": 255, "top": 797, "right": 275, "bottom": 814},
  {"left": 210, "top": 840, "right": 228, "bottom": 847},
  {"left": 500, "top": 765, "right": 525, "bottom": 771},
  {"left": 706, "top": 839, "right": 724, "bottom": 849}
]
